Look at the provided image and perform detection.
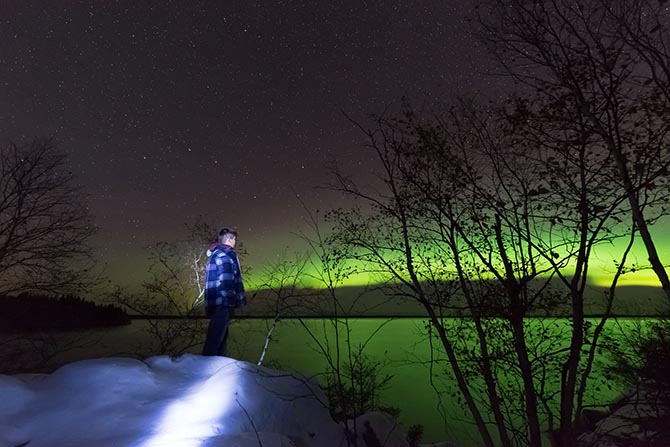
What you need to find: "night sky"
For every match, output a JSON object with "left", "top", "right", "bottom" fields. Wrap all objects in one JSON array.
[
  {"left": 4, "top": 1, "right": 666, "bottom": 292},
  {"left": 1, "top": 1, "right": 506, "bottom": 287}
]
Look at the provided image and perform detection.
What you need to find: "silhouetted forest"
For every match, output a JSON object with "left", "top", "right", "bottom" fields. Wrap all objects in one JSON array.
[{"left": 0, "top": 293, "right": 130, "bottom": 333}]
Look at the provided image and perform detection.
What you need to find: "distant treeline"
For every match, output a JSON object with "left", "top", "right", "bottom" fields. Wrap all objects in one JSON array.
[
  {"left": 238, "top": 283, "right": 669, "bottom": 318},
  {"left": 0, "top": 293, "right": 130, "bottom": 333}
]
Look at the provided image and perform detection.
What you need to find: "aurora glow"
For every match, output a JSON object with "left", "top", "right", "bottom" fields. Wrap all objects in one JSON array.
[{"left": 245, "top": 218, "right": 670, "bottom": 293}]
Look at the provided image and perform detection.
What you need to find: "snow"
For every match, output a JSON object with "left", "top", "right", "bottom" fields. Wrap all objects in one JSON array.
[
  {"left": 576, "top": 382, "right": 669, "bottom": 447},
  {"left": 0, "top": 354, "right": 439, "bottom": 447}
]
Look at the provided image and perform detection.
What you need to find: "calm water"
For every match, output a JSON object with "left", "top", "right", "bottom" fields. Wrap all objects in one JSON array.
[{"left": 4, "top": 317, "right": 642, "bottom": 446}]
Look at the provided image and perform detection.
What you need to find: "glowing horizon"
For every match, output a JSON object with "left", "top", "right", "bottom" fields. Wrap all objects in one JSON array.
[{"left": 244, "top": 224, "right": 670, "bottom": 291}]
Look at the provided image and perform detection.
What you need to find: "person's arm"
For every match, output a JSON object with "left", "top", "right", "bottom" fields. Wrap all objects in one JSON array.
[
  {"left": 226, "top": 251, "right": 246, "bottom": 307},
  {"left": 236, "top": 265, "right": 246, "bottom": 306}
]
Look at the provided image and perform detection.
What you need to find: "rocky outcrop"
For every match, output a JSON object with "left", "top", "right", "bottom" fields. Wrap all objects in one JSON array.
[{"left": 577, "top": 382, "right": 670, "bottom": 447}]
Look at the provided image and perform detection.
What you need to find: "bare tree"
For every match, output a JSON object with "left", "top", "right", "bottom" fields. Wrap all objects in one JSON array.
[
  {"left": 111, "top": 241, "right": 206, "bottom": 356},
  {"left": 494, "top": 91, "right": 658, "bottom": 446},
  {"left": 250, "top": 249, "right": 310, "bottom": 366},
  {"left": 329, "top": 95, "right": 654, "bottom": 447},
  {"left": 291, "top": 208, "right": 397, "bottom": 446},
  {"left": 177, "top": 217, "right": 220, "bottom": 309},
  {"left": 0, "top": 139, "right": 95, "bottom": 295},
  {"left": 110, "top": 220, "right": 218, "bottom": 357},
  {"left": 477, "top": 0, "right": 670, "bottom": 302}
]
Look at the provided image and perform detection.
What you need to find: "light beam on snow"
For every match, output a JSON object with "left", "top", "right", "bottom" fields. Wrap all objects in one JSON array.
[{"left": 138, "top": 361, "right": 237, "bottom": 447}]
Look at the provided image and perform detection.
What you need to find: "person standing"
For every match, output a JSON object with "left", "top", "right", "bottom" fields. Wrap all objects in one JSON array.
[{"left": 202, "top": 227, "right": 246, "bottom": 356}]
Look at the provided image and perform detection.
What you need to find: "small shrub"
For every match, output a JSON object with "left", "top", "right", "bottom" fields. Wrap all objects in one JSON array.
[
  {"left": 406, "top": 424, "right": 424, "bottom": 447},
  {"left": 323, "top": 346, "right": 393, "bottom": 422}
]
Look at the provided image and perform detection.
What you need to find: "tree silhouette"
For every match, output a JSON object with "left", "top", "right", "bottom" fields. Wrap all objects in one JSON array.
[
  {"left": 477, "top": 0, "right": 670, "bottom": 303},
  {"left": 0, "top": 139, "right": 95, "bottom": 295},
  {"left": 329, "top": 96, "right": 655, "bottom": 447}
]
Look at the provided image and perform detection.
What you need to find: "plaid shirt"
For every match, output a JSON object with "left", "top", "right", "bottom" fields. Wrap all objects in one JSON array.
[{"left": 204, "top": 244, "right": 246, "bottom": 314}]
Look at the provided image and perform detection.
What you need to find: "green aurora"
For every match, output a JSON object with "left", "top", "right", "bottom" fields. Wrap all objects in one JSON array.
[{"left": 247, "top": 219, "right": 670, "bottom": 289}]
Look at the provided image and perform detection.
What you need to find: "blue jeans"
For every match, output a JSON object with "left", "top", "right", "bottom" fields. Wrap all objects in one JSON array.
[{"left": 202, "top": 306, "right": 234, "bottom": 356}]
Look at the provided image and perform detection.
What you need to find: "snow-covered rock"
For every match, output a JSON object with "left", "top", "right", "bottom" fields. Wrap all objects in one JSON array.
[
  {"left": 349, "top": 412, "right": 409, "bottom": 447},
  {"left": 0, "top": 354, "right": 466, "bottom": 447},
  {"left": 0, "top": 355, "right": 345, "bottom": 447},
  {"left": 577, "top": 382, "right": 670, "bottom": 447}
]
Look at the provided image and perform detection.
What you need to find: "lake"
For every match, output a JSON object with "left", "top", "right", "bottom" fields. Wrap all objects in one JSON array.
[{"left": 1, "top": 317, "right": 642, "bottom": 446}]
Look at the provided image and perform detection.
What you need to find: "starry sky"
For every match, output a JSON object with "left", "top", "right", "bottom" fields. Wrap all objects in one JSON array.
[{"left": 1, "top": 1, "right": 506, "bottom": 287}]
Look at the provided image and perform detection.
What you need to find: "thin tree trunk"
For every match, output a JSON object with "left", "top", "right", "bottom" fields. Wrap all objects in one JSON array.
[
  {"left": 424, "top": 305, "right": 497, "bottom": 447},
  {"left": 472, "top": 315, "right": 513, "bottom": 447},
  {"left": 451, "top": 229, "right": 513, "bottom": 447},
  {"left": 558, "top": 288, "right": 584, "bottom": 447},
  {"left": 608, "top": 143, "right": 670, "bottom": 301},
  {"left": 258, "top": 317, "right": 278, "bottom": 366},
  {"left": 571, "top": 87, "right": 670, "bottom": 302},
  {"left": 398, "top": 209, "right": 496, "bottom": 446},
  {"left": 576, "top": 227, "right": 635, "bottom": 417},
  {"left": 556, "top": 169, "right": 590, "bottom": 447},
  {"left": 495, "top": 216, "right": 543, "bottom": 447},
  {"left": 509, "top": 314, "right": 543, "bottom": 447}
]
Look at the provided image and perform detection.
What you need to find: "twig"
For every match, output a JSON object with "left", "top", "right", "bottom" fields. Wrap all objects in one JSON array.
[{"left": 236, "top": 396, "right": 263, "bottom": 446}]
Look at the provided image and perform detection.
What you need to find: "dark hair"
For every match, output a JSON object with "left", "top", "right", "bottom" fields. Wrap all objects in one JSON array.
[{"left": 218, "top": 227, "right": 238, "bottom": 242}]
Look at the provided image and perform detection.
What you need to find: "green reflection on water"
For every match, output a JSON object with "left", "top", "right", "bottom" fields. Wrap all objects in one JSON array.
[{"left": 229, "top": 317, "right": 648, "bottom": 446}]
